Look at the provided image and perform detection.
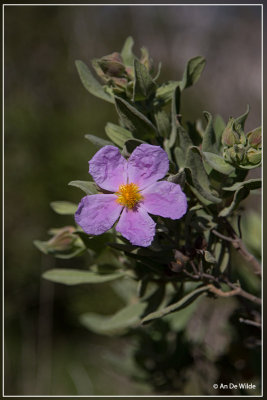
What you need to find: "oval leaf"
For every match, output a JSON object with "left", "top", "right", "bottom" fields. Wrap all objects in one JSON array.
[
  {"left": 121, "top": 36, "right": 135, "bottom": 66},
  {"left": 42, "top": 268, "right": 125, "bottom": 285},
  {"left": 84, "top": 134, "right": 112, "bottom": 148},
  {"left": 133, "top": 58, "right": 156, "bottom": 101},
  {"left": 50, "top": 201, "right": 77, "bottom": 215},
  {"left": 203, "top": 152, "right": 235, "bottom": 175},
  {"left": 68, "top": 180, "right": 98, "bottom": 195},
  {"left": 223, "top": 178, "right": 261, "bottom": 192},
  {"left": 219, "top": 186, "right": 250, "bottom": 217},
  {"left": 80, "top": 302, "right": 147, "bottom": 335},
  {"left": 114, "top": 96, "right": 157, "bottom": 140},
  {"left": 105, "top": 122, "right": 133, "bottom": 148},
  {"left": 185, "top": 147, "right": 221, "bottom": 203},
  {"left": 75, "top": 60, "right": 114, "bottom": 103},
  {"left": 180, "top": 56, "right": 206, "bottom": 90}
]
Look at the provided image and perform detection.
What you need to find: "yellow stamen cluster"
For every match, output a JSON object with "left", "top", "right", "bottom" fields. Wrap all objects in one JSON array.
[{"left": 116, "top": 183, "right": 143, "bottom": 209}]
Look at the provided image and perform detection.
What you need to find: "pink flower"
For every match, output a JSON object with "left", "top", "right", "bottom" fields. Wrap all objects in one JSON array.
[{"left": 75, "top": 144, "right": 187, "bottom": 247}]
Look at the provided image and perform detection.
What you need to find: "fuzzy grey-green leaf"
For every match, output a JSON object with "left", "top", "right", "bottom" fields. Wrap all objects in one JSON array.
[
  {"left": 133, "top": 58, "right": 156, "bottom": 101},
  {"left": 121, "top": 36, "right": 135, "bottom": 66},
  {"left": 42, "top": 268, "right": 125, "bottom": 285},
  {"left": 219, "top": 187, "right": 250, "bottom": 217},
  {"left": 105, "top": 123, "right": 133, "bottom": 148},
  {"left": 223, "top": 178, "right": 261, "bottom": 192},
  {"left": 50, "top": 201, "right": 77, "bottom": 215},
  {"left": 68, "top": 181, "right": 98, "bottom": 195},
  {"left": 80, "top": 302, "right": 147, "bottom": 335},
  {"left": 75, "top": 60, "right": 114, "bottom": 103},
  {"left": 180, "top": 56, "right": 206, "bottom": 90},
  {"left": 185, "top": 147, "right": 221, "bottom": 203},
  {"left": 84, "top": 134, "right": 113, "bottom": 148},
  {"left": 203, "top": 152, "right": 235, "bottom": 175},
  {"left": 114, "top": 96, "right": 157, "bottom": 139}
]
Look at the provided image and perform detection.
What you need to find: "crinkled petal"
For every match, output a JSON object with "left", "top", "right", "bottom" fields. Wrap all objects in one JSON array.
[
  {"left": 75, "top": 194, "right": 122, "bottom": 235},
  {"left": 116, "top": 206, "right": 156, "bottom": 247},
  {"left": 89, "top": 145, "right": 127, "bottom": 192},
  {"left": 141, "top": 181, "right": 187, "bottom": 219},
  {"left": 127, "top": 144, "right": 169, "bottom": 189}
]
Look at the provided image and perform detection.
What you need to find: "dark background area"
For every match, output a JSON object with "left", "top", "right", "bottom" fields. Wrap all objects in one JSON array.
[{"left": 4, "top": 5, "right": 261, "bottom": 395}]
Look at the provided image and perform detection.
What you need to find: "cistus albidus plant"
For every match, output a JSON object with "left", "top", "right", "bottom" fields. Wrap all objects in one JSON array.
[{"left": 35, "top": 37, "right": 261, "bottom": 395}]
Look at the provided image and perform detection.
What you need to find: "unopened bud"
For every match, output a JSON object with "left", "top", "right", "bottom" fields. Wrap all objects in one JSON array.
[
  {"left": 222, "top": 118, "right": 240, "bottom": 146},
  {"left": 247, "top": 127, "right": 261, "bottom": 149},
  {"left": 246, "top": 148, "right": 261, "bottom": 165},
  {"left": 47, "top": 226, "right": 76, "bottom": 252},
  {"left": 93, "top": 52, "right": 126, "bottom": 81}
]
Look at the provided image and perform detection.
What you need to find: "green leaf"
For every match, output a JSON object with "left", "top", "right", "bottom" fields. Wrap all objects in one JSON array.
[
  {"left": 219, "top": 186, "right": 250, "bottom": 217},
  {"left": 133, "top": 59, "right": 157, "bottom": 101},
  {"left": 169, "top": 86, "right": 181, "bottom": 148},
  {"left": 34, "top": 240, "right": 85, "bottom": 259},
  {"left": 167, "top": 169, "right": 186, "bottom": 188},
  {"left": 154, "top": 110, "right": 170, "bottom": 138},
  {"left": 42, "top": 268, "right": 125, "bottom": 285},
  {"left": 105, "top": 122, "right": 133, "bottom": 148},
  {"left": 75, "top": 60, "right": 114, "bottom": 103},
  {"left": 180, "top": 56, "right": 206, "bottom": 90},
  {"left": 213, "top": 115, "right": 225, "bottom": 144},
  {"left": 68, "top": 180, "right": 98, "bottom": 195},
  {"left": 121, "top": 36, "right": 135, "bottom": 66},
  {"left": 80, "top": 302, "right": 147, "bottom": 335},
  {"left": 114, "top": 96, "right": 157, "bottom": 140},
  {"left": 223, "top": 178, "right": 261, "bottom": 192},
  {"left": 202, "top": 111, "right": 219, "bottom": 153},
  {"left": 141, "top": 285, "right": 209, "bottom": 323},
  {"left": 219, "top": 245, "right": 230, "bottom": 273},
  {"left": 84, "top": 134, "right": 112, "bottom": 148},
  {"left": 50, "top": 201, "right": 77, "bottom": 215},
  {"left": 154, "top": 81, "right": 179, "bottom": 106},
  {"left": 203, "top": 152, "right": 235, "bottom": 175},
  {"left": 234, "top": 104, "right": 250, "bottom": 131},
  {"left": 185, "top": 147, "right": 221, "bottom": 203},
  {"left": 204, "top": 250, "right": 217, "bottom": 264}
]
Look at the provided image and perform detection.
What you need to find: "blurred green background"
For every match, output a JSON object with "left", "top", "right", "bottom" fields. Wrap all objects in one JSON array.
[{"left": 4, "top": 5, "right": 261, "bottom": 395}]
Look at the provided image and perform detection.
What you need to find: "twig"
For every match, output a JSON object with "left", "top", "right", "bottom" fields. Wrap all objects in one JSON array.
[
  {"left": 223, "top": 278, "right": 261, "bottom": 306},
  {"left": 231, "top": 235, "right": 261, "bottom": 276},
  {"left": 212, "top": 229, "right": 261, "bottom": 276},
  {"left": 239, "top": 318, "right": 261, "bottom": 328},
  {"left": 208, "top": 284, "right": 241, "bottom": 297},
  {"left": 182, "top": 270, "right": 261, "bottom": 306}
]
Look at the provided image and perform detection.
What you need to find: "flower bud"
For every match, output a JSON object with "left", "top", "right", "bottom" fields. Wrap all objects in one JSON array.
[
  {"left": 221, "top": 118, "right": 240, "bottom": 146},
  {"left": 246, "top": 148, "right": 261, "bottom": 165},
  {"left": 47, "top": 226, "right": 77, "bottom": 252},
  {"left": 247, "top": 127, "right": 262, "bottom": 149},
  {"left": 93, "top": 52, "right": 127, "bottom": 82},
  {"left": 223, "top": 144, "right": 246, "bottom": 164}
]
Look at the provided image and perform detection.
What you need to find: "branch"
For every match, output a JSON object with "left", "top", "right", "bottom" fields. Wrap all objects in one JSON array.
[
  {"left": 239, "top": 318, "right": 261, "bottom": 328},
  {"left": 182, "top": 270, "right": 261, "bottom": 306},
  {"left": 212, "top": 229, "right": 261, "bottom": 276}
]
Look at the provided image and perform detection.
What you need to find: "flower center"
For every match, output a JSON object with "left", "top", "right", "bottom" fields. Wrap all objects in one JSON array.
[{"left": 116, "top": 183, "right": 143, "bottom": 209}]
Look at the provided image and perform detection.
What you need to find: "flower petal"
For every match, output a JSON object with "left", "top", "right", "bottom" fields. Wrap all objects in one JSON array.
[
  {"left": 75, "top": 194, "right": 122, "bottom": 235},
  {"left": 141, "top": 181, "right": 187, "bottom": 219},
  {"left": 89, "top": 145, "right": 127, "bottom": 192},
  {"left": 127, "top": 144, "right": 169, "bottom": 189},
  {"left": 116, "top": 206, "right": 156, "bottom": 247}
]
